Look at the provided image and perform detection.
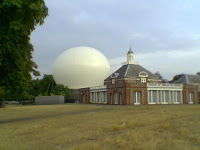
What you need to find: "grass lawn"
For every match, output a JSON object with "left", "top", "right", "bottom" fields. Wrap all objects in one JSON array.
[{"left": 0, "top": 104, "right": 200, "bottom": 150}]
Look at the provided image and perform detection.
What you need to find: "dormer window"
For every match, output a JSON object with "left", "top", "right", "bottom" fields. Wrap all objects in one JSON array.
[
  {"left": 112, "top": 78, "right": 115, "bottom": 84},
  {"left": 141, "top": 78, "right": 146, "bottom": 83},
  {"left": 111, "top": 73, "right": 119, "bottom": 84},
  {"left": 138, "top": 71, "right": 148, "bottom": 83}
]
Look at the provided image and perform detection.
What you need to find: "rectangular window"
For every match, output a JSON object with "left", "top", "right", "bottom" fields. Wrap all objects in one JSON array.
[
  {"left": 172, "top": 91, "right": 181, "bottom": 103},
  {"left": 83, "top": 95, "right": 85, "bottom": 103},
  {"left": 134, "top": 91, "right": 141, "bottom": 104},
  {"left": 174, "top": 91, "right": 177, "bottom": 103},
  {"left": 112, "top": 78, "right": 115, "bottom": 84},
  {"left": 152, "top": 90, "right": 157, "bottom": 103},
  {"left": 162, "top": 91, "right": 165, "bottom": 103},
  {"left": 110, "top": 94, "right": 112, "bottom": 104},
  {"left": 114, "top": 93, "right": 118, "bottom": 104},
  {"left": 103, "top": 91, "right": 106, "bottom": 103},
  {"left": 177, "top": 91, "right": 181, "bottom": 103},
  {"left": 141, "top": 78, "right": 146, "bottom": 83},
  {"left": 119, "top": 94, "right": 122, "bottom": 104},
  {"left": 159, "top": 90, "right": 162, "bottom": 103},
  {"left": 165, "top": 91, "right": 169, "bottom": 103},
  {"left": 148, "top": 91, "right": 152, "bottom": 103},
  {"left": 171, "top": 91, "right": 174, "bottom": 103},
  {"left": 148, "top": 90, "right": 156, "bottom": 104},
  {"left": 92, "top": 93, "right": 95, "bottom": 103},
  {"left": 189, "top": 92, "right": 194, "bottom": 104},
  {"left": 97, "top": 92, "right": 100, "bottom": 103}
]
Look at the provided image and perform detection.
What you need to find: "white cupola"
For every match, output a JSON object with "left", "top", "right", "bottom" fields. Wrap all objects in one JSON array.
[{"left": 127, "top": 48, "right": 134, "bottom": 64}]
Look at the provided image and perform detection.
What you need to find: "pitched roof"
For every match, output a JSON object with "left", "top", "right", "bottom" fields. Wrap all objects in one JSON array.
[
  {"left": 105, "top": 64, "right": 159, "bottom": 81},
  {"left": 174, "top": 74, "right": 200, "bottom": 84}
]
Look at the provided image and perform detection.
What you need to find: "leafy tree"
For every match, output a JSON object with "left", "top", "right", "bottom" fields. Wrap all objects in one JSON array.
[
  {"left": 154, "top": 71, "right": 163, "bottom": 79},
  {"left": 53, "top": 84, "right": 70, "bottom": 99},
  {"left": 37, "top": 75, "right": 56, "bottom": 96},
  {"left": 0, "top": 0, "right": 48, "bottom": 102},
  {"left": 0, "top": 86, "right": 5, "bottom": 107},
  {"left": 172, "top": 74, "right": 184, "bottom": 81}
]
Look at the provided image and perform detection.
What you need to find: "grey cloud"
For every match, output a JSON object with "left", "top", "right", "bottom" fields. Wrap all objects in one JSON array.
[{"left": 31, "top": 0, "right": 200, "bottom": 77}]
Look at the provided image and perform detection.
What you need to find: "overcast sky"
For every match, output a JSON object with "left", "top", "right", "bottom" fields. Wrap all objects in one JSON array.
[{"left": 31, "top": 0, "right": 200, "bottom": 80}]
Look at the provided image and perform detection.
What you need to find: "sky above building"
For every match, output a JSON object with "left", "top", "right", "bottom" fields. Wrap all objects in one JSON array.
[{"left": 31, "top": 0, "right": 200, "bottom": 80}]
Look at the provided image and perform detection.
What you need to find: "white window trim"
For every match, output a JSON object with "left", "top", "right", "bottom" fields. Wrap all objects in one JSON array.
[
  {"left": 141, "top": 77, "right": 147, "bottom": 83},
  {"left": 189, "top": 93, "right": 194, "bottom": 104},
  {"left": 134, "top": 91, "right": 141, "bottom": 105},
  {"left": 112, "top": 78, "right": 115, "bottom": 84},
  {"left": 114, "top": 93, "right": 118, "bottom": 104},
  {"left": 148, "top": 90, "right": 156, "bottom": 104}
]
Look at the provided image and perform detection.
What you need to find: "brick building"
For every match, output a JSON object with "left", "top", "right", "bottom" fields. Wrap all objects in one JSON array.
[{"left": 79, "top": 49, "right": 200, "bottom": 105}]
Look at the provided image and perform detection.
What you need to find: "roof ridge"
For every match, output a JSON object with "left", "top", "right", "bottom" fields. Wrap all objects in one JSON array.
[
  {"left": 185, "top": 74, "right": 188, "bottom": 84},
  {"left": 124, "top": 64, "right": 129, "bottom": 77}
]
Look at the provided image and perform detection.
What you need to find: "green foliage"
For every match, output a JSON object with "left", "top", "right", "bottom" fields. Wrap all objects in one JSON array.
[
  {"left": 30, "top": 75, "right": 70, "bottom": 99},
  {"left": 53, "top": 84, "right": 70, "bottom": 99},
  {"left": 0, "top": 86, "right": 5, "bottom": 97},
  {"left": 172, "top": 74, "right": 184, "bottom": 81},
  {"left": 31, "top": 75, "right": 56, "bottom": 96},
  {"left": 50, "top": 93, "right": 54, "bottom": 96},
  {"left": 154, "top": 71, "right": 163, "bottom": 79},
  {"left": 0, "top": 0, "right": 48, "bottom": 101}
]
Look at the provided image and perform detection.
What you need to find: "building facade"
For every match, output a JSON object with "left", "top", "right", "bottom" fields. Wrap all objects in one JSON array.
[{"left": 79, "top": 49, "right": 200, "bottom": 105}]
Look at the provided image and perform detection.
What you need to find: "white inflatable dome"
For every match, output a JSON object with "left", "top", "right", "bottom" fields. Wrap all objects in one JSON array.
[{"left": 52, "top": 46, "right": 110, "bottom": 89}]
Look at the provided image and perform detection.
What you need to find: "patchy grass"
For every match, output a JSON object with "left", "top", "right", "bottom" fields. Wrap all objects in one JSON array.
[{"left": 0, "top": 104, "right": 200, "bottom": 150}]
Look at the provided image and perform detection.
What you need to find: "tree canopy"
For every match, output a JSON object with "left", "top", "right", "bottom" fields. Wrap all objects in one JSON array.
[
  {"left": 0, "top": 0, "right": 48, "bottom": 101},
  {"left": 30, "top": 75, "right": 70, "bottom": 100},
  {"left": 172, "top": 74, "right": 184, "bottom": 81}
]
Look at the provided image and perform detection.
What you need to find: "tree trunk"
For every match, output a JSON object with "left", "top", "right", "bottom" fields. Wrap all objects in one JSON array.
[{"left": 0, "top": 96, "right": 5, "bottom": 108}]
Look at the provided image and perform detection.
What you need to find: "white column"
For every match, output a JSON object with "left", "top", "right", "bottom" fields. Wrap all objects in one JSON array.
[{"left": 169, "top": 90, "right": 171, "bottom": 104}]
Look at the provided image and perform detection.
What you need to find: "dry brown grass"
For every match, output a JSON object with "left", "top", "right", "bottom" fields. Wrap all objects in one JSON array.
[{"left": 0, "top": 104, "right": 200, "bottom": 150}]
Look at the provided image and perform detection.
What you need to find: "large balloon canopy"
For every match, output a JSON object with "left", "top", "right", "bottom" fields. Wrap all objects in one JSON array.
[{"left": 53, "top": 46, "right": 110, "bottom": 89}]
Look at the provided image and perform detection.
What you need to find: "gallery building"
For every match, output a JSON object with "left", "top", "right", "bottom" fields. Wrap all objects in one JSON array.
[{"left": 79, "top": 49, "right": 200, "bottom": 105}]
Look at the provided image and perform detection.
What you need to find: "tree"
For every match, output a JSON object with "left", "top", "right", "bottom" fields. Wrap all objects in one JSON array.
[
  {"left": 53, "top": 84, "right": 70, "bottom": 99},
  {"left": 37, "top": 74, "right": 56, "bottom": 96},
  {"left": 172, "top": 74, "right": 184, "bottom": 81},
  {"left": 0, "top": 86, "right": 5, "bottom": 108},
  {"left": 154, "top": 71, "right": 163, "bottom": 80},
  {"left": 0, "top": 0, "right": 48, "bottom": 101}
]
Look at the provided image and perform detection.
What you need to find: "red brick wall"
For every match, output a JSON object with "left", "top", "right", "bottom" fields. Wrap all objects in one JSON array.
[
  {"left": 106, "top": 79, "right": 149, "bottom": 105},
  {"left": 182, "top": 84, "right": 199, "bottom": 104},
  {"left": 79, "top": 88, "right": 90, "bottom": 103}
]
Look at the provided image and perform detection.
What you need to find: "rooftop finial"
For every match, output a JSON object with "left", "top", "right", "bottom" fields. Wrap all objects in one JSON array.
[{"left": 127, "top": 47, "right": 133, "bottom": 54}]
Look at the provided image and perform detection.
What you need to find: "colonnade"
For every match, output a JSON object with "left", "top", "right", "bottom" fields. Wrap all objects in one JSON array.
[{"left": 148, "top": 90, "right": 182, "bottom": 104}]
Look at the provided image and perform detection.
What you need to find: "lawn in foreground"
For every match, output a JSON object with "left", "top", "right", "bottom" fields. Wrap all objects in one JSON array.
[{"left": 0, "top": 104, "right": 200, "bottom": 150}]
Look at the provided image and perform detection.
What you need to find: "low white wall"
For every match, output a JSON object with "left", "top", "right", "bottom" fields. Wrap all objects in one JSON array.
[{"left": 35, "top": 96, "right": 65, "bottom": 105}]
